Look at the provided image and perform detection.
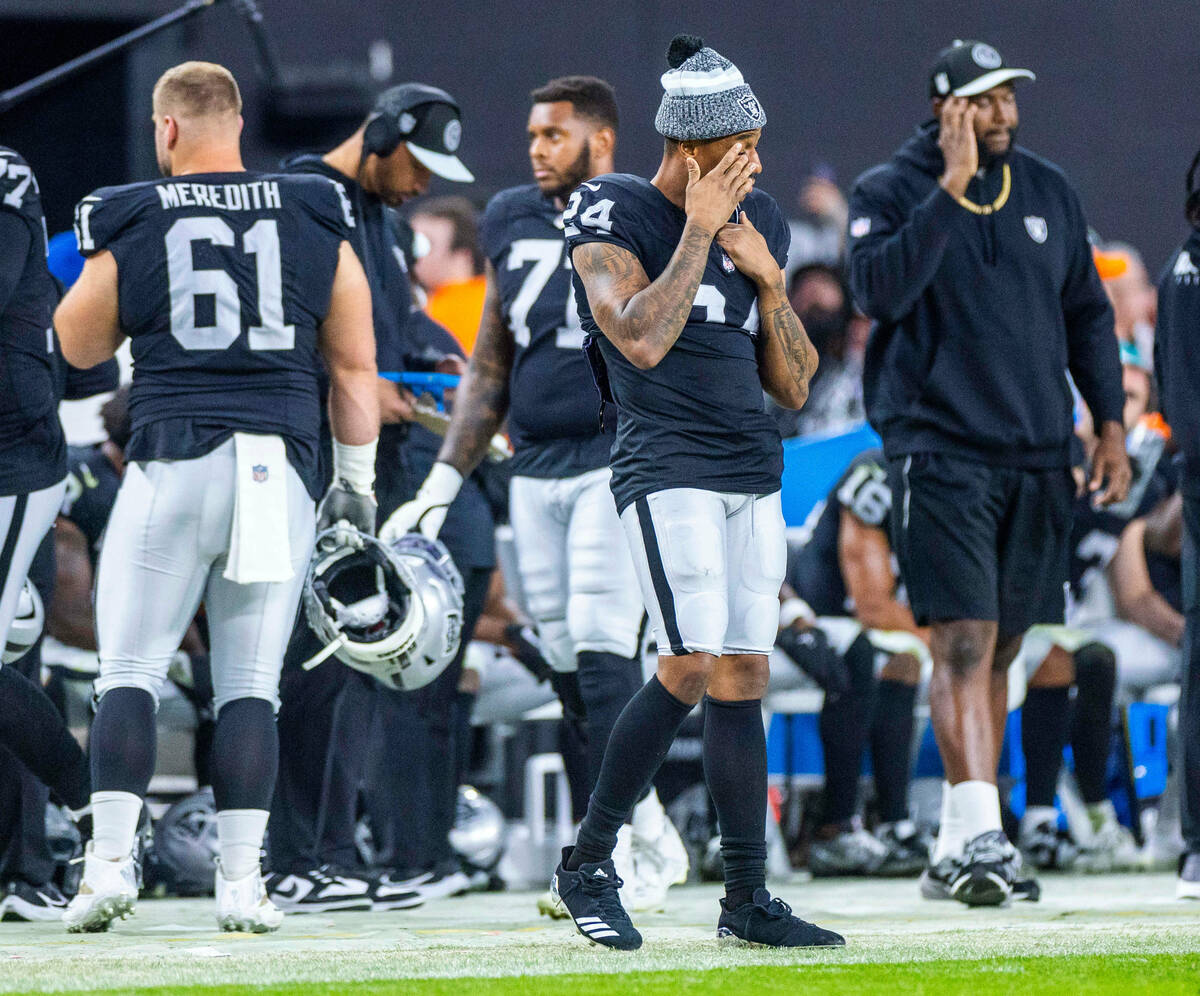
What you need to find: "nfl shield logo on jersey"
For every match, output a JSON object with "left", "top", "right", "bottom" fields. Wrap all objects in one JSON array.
[
  {"left": 252, "top": 464, "right": 269, "bottom": 483},
  {"left": 720, "top": 251, "right": 735, "bottom": 274},
  {"left": 1024, "top": 216, "right": 1048, "bottom": 244}
]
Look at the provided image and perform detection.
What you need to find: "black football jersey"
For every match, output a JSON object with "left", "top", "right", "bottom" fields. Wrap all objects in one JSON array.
[
  {"left": 786, "top": 449, "right": 894, "bottom": 616},
  {"left": 74, "top": 171, "right": 355, "bottom": 499},
  {"left": 481, "top": 184, "right": 613, "bottom": 478},
  {"left": 61, "top": 444, "right": 121, "bottom": 565},
  {"left": 563, "top": 174, "right": 790, "bottom": 512},
  {"left": 0, "top": 147, "right": 66, "bottom": 496},
  {"left": 281, "top": 155, "right": 415, "bottom": 376}
]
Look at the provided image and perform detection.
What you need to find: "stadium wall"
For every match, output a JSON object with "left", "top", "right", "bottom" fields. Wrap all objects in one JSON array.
[{"left": 1, "top": 0, "right": 1196, "bottom": 269}]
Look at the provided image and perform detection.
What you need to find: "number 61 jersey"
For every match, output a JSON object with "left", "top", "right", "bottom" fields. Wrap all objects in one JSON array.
[
  {"left": 73, "top": 171, "right": 356, "bottom": 500},
  {"left": 563, "top": 173, "right": 791, "bottom": 514}
]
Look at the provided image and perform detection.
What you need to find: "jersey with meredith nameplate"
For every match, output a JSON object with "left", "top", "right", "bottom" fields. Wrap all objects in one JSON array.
[
  {"left": 0, "top": 147, "right": 66, "bottom": 496},
  {"left": 74, "top": 171, "right": 355, "bottom": 500},
  {"left": 481, "top": 184, "right": 614, "bottom": 478},
  {"left": 563, "top": 173, "right": 789, "bottom": 512}
]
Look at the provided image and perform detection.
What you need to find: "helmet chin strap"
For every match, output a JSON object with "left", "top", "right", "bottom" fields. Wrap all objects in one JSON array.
[{"left": 300, "top": 632, "right": 349, "bottom": 671}]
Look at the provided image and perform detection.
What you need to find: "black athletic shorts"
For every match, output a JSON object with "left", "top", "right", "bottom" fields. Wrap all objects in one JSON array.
[{"left": 888, "top": 452, "right": 1074, "bottom": 639}]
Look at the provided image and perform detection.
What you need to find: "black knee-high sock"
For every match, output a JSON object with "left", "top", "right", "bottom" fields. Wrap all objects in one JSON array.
[
  {"left": 577, "top": 650, "right": 645, "bottom": 790},
  {"left": 0, "top": 666, "right": 89, "bottom": 810},
  {"left": 704, "top": 696, "right": 767, "bottom": 909},
  {"left": 90, "top": 687, "right": 157, "bottom": 796},
  {"left": 818, "top": 633, "right": 876, "bottom": 826},
  {"left": 559, "top": 710, "right": 592, "bottom": 823},
  {"left": 568, "top": 675, "right": 692, "bottom": 870},
  {"left": 1071, "top": 643, "right": 1117, "bottom": 804},
  {"left": 870, "top": 678, "right": 918, "bottom": 824},
  {"left": 211, "top": 698, "right": 278, "bottom": 811},
  {"left": 1022, "top": 686, "right": 1071, "bottom": 809}
]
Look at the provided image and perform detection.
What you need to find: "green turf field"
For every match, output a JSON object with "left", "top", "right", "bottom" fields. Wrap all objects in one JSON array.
[
  {"left": 2, "top": 875, "right": 1197, "bottom": 994},
  {"left": 26, "top": 955, "right": 1200, "bottom": 996}
]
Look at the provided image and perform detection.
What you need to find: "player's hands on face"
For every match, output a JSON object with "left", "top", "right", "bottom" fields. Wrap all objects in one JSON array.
[
  {"left": 1091, "top": 423, "right": 1133, "bottom": 507},
  {"left": 684, "top": 142, "right": 760, "bottom": 235},
  {"left": 937, "top": 97, "right": 979, "bottom": 200},
  {"left": 716, "top": 211, "right": 779, "bottom": 288}
]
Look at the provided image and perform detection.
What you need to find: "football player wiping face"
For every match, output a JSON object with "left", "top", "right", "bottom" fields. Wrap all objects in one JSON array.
[{"left": 678, "top": 132, "right": 762, "bottom": 232}]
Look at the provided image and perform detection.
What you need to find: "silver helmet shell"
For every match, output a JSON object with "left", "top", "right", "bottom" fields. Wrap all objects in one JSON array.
[
  {"left": 303, "top": 528, "right": 464, "bottom": 691},
  {"left": 450, "top": 785, "right": 506, "bottom": 872},
  {"left": 3, "top": 580, "right": 43, "bottom": 664}
]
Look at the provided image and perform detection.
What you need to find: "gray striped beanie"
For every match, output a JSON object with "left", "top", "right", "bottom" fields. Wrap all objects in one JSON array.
[{"left": 654, "top": 34, "right": 766, "bottom": 141}]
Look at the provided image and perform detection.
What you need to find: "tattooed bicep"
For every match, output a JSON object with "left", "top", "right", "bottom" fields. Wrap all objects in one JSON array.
[{"left": 571, "top": 242, "right": 650, "bottom": 314}]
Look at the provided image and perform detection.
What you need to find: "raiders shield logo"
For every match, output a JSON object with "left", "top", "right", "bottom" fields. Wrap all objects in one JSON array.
[
  {"left": 1024, "top": 216, "right": 1048, "bottom": 244},
  {"left": 737, "top": 92, "right": 762, "bottom": 120},
  {"left": 252, "top": 464, "right": 269, "bottom": 483}
]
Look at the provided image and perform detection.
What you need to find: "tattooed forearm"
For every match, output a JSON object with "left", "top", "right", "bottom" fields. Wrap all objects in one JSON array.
[
  {"left": 437, "top": 271, "right": 514, "bottom": 474},
  {"left": 573, "top": 219, "right": 716, "bottom": 369},
  {"left": 756, "top": 277, "right": 818, "bottom": 409}
]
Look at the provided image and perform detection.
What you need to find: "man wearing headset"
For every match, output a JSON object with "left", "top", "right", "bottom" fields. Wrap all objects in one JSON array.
[{"left": 265, "top": 85, "right": 489, "bottom": 912}]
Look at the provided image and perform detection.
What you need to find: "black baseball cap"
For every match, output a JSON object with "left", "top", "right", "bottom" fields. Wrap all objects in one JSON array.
[
  {"left": 372, "top": 83, "right": 474, "bottom": 182},
  {"left": 404, "top": 101, "right": 472, "bottom": 182},
  {"left": 929, "top": 40, "right": 1035, "bottom": 98}
]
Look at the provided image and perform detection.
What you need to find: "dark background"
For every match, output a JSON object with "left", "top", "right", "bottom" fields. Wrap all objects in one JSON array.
[{"left": 2, "top": 0, "right": 1197, "bottom": 270}]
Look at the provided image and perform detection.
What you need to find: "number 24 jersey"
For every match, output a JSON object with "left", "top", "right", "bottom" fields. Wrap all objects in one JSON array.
[
  {"left": 73, "top": 171, "right": 355, "bottom": 500},
  {"left": 563, "top": 173, "right": 790, "bottom": 513}
]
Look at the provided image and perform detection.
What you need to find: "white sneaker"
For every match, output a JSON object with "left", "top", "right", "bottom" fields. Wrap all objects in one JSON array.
[
  {"left": 632, "top": 791, "right": 690, "bottom": 887},
  {"left": 1074, "top": 809, "right": 1145, "bottom": 873},
  {"left": 611, "top": 824, "right": 669, "bottom": 913},
  {"left": 215, "top": 863, "right": 284, "bottom": 933},
  {"left": 63, "top": 844, "right": 137, "bottom": 933},
  {"left": 535, "top": 889, "right": 569, "bottom": 919},
  {"left": 1176, "top": 853, "right": 1200, "bottom": 900}
]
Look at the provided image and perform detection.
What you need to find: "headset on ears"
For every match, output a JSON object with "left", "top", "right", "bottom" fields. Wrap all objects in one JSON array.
[
  {"left": 1186, "top": 148, "right": 1200, "bottom": 228},
  {"left": 362, "top": 82, "right": 459, "bottom": 159}
]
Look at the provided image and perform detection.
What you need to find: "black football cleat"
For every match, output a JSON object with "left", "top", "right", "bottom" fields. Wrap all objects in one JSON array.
[
  {"left": 717, "top": 888, "right": 845, "bottom": 948},
  {"left": 550, "top": 847, "right": 642, "bottom": 950},
  {"left": 950, "top": 830, "right": 1019, "bottom": 907}
]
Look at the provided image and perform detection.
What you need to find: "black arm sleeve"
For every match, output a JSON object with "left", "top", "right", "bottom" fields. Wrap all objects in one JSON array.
[
  {"left": 63, "top": 357, "right": 120, "bottom": 400},
  {"left": 847, "top": 180, "right": 962, "bottom": 323},
  {"left": 0, "top": 211, "right": 32, "bottom": 316},
  {"left": 1062, "top": 192, "right": 1123, "bottom": 428}
]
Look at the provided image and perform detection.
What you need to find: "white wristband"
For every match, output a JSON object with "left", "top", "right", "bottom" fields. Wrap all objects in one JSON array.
[
  {"left": 420, "top": 461, "right": 464, "bottom": 505},
  {"left": 779, "top": 597, "right": 815, "bottom": 630},
  {"left": 332, "top": 438, "right": 378, "bottom": 494}
]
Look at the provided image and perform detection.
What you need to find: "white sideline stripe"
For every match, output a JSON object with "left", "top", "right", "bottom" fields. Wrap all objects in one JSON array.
[
  {"left": 575, "top": 917, "right": 602, "bottom": 924},
  {"left": 590, "top": 930, "right": 619, "bottom": 939},
  {"left": 581, "top": 922, "right": 611, "bottom": 932}
]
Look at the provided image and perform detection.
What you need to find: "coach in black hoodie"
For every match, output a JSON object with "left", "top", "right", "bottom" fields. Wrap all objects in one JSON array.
[{"left": 848, "top": 40, "right": 1129, "bottom": 907}]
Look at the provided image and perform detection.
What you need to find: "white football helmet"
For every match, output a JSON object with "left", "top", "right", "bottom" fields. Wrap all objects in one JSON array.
[
  {"left": 3, "top": 580, "right": 43, "bottom": 664},
  {"left": 302, "top": 528, "right": 464, "bottom": 691}
]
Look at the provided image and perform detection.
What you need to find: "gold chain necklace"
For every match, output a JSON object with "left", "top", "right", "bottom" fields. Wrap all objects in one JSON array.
[{"left": 954, "top": 163, "right": 1012, "bottom": 215}]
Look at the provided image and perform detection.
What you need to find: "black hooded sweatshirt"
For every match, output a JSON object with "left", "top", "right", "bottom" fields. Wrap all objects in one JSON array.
[
  {"left": 848, "top": 123, "right": 1122, "bottom": 468},
  {"left": 1155, "top": 228, "right": 1200, "bottom": 498}
]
